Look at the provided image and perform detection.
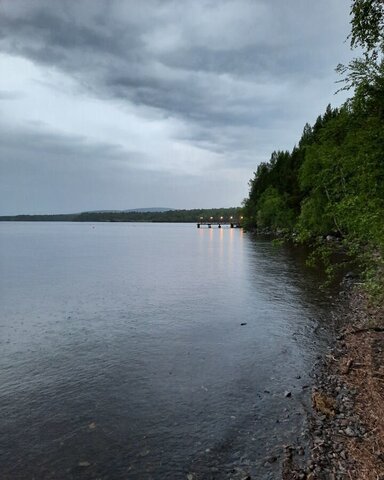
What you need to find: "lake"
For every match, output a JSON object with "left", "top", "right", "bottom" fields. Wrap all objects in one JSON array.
[{"left": 0, "top": 222, "right": 336, "bottom": 479}]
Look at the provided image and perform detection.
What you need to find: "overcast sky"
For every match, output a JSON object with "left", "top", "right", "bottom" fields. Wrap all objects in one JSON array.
[{"left": 0, "top": 0, "right": 353, "bottom": 214}]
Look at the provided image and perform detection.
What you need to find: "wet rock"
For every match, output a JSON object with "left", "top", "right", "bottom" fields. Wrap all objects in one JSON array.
[
  {"left": 344, "top": 426, "right": 355, "bottom": 437},
  {"left": 297, "top": 446, "right": 305, "bottom": 456},
  {"left": 240, "top": 322, "right": 247, "bottom": 326},
  {"left": 284, "top": 391, "right": 292, "bottom": 398}
]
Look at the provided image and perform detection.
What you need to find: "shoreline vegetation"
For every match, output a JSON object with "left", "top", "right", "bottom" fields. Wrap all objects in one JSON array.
[
  {"left": 240, "top": 1, "right": 384, "bottom": 477},
  {"left": 242, "top": 0, "right": 384, "bottom": 301}
]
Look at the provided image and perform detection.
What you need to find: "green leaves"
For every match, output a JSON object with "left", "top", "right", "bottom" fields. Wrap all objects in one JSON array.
[
  {"left": 337, "top": 0, "right": 384, "bottom": 95},
  {"left": 350, "top": 0, "right": 384, "bottom": 53},
  {"left": 242, "top": 0, "right": 384, "bottom": 295},
  {"left": 255, "top": 187, "right": 295, "bottom": 230}
]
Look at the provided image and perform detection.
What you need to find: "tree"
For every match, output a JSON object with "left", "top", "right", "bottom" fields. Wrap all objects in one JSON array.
[
  {"left": 350, "top": 0, "right": 384, "bottom": 53},
  {"left": 337, "top": 0, "right": 384, "bottom": 94}
]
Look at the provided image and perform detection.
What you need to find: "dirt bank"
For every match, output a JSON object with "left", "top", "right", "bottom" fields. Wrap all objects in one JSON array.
[{"left": 284, "top": 285, "right": 384, "bottom": 480}]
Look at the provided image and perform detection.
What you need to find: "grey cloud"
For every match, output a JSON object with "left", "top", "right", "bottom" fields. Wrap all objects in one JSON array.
[
  {"left": 0, "top": 0, "right": 353, "bottom": 213},
  {"left": 0, "top": 124, "right": 144, "bottom": 177},
  {"left": 1, "top": 8, "right": 143, "bottom": 58},
  {"left": 0, "top": 0, "right": 351, "bottom": 124},
  {"left": 0, "top": 124, "right": 243, "bottom": 214},
  {"left": 0, "top": 90, "right": 23, "bottom": 100}
]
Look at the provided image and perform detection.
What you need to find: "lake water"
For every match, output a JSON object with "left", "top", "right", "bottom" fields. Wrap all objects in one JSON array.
[{"left": 0, "top": 222, "right": 336, "bottom": 479}]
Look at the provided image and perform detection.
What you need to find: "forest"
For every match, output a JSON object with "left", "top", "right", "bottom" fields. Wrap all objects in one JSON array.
[{"left": 242, "top": 0, "right": 384, "bottom": 292}]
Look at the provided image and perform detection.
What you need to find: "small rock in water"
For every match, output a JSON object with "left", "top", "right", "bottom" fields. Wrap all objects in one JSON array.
[
  {"left": 88, "top": 422, "right": 96, "bottom": 430},
  {"left": 240, "top": 322, "right": 247, "bottom": 326},
  {"left": 284, "top": 391, "right": 292, "bottom": 398},
  {"left": 265, "top": 455, "right": 278, "bottom": 463}
]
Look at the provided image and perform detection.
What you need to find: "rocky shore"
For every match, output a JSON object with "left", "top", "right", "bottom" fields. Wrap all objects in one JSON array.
[{"left": 284, "top": 284, "right": 384, "bottom": 480}]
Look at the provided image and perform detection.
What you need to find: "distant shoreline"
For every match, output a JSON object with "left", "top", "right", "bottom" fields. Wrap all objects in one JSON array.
[{"left": 0, "top": 207, "right": 241, "bottom": 224}]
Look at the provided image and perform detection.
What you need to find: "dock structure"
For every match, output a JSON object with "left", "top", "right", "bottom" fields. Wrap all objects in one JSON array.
[{"left": 196, "top": 216, "right": 243, "bottom": 228}]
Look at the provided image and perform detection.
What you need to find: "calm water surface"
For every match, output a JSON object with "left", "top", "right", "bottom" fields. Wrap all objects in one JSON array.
[{"left": 0, "top": 222, "right": 335, "bottom": 479}]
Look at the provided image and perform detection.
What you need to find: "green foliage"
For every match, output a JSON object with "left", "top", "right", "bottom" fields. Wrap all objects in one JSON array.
[
  {"left": 243, "top": 1, "right": 384, "bottom": 293},
  {"left": 337, "top": 0, "right": 384, "bottom": 98},
  {"left": 350, "top": 0, "right": 384, "bottom": 53},
  {"left": 256, "top": 187, "right": 295, "bottom": 230}
]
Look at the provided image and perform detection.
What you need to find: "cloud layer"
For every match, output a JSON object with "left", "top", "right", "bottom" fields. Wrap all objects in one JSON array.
[{"left": 0, "top": 0, "right": 353, "bottom": 214}]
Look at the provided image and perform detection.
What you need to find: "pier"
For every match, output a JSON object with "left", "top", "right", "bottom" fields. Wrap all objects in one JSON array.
[{"left": 196, "top": 216, "right": 243, "bottom": 228}]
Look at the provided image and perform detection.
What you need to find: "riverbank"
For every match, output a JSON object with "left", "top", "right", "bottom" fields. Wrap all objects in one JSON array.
[{"left": 285, "top": 283, "right": 384, "bottom": 479}]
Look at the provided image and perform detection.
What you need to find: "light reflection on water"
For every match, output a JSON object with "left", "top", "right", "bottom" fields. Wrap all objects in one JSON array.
[{"left": 0, "top": 222, "right": 335, "bottom": 479}]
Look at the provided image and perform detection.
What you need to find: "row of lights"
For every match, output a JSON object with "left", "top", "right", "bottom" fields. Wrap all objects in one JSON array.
[{"left": 199, "top": 216, "right": 244, "bottom": 221}]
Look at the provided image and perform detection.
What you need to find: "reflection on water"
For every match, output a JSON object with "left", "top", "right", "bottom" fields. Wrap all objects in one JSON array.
[{"left": 0, "top": 223, "right": 335, "bottom": 479}]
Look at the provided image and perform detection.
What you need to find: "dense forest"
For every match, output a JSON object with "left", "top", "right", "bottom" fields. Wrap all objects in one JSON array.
[
  {"left": 242, "top": 0, "right": 384, "bottom": 291},
  {"left": 0, "top": 208, "right": 241, "bottom": 224}
]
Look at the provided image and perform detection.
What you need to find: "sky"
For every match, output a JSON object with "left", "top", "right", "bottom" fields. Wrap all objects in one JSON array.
[{"left": 0, "top": 0, "right": 354, "bottom": 214}]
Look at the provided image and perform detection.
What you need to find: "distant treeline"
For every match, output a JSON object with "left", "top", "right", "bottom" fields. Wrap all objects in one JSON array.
[{"left": 0, "top": 208, "right": 241, "bottom": 223}]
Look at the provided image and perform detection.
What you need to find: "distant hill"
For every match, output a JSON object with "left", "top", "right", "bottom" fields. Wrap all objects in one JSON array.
[
  {"left": 124, "top": 208, "right": 173, "bottom": 213},
  {"left": 83, "top": 208, "right": 173, "bottom": 214}
]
